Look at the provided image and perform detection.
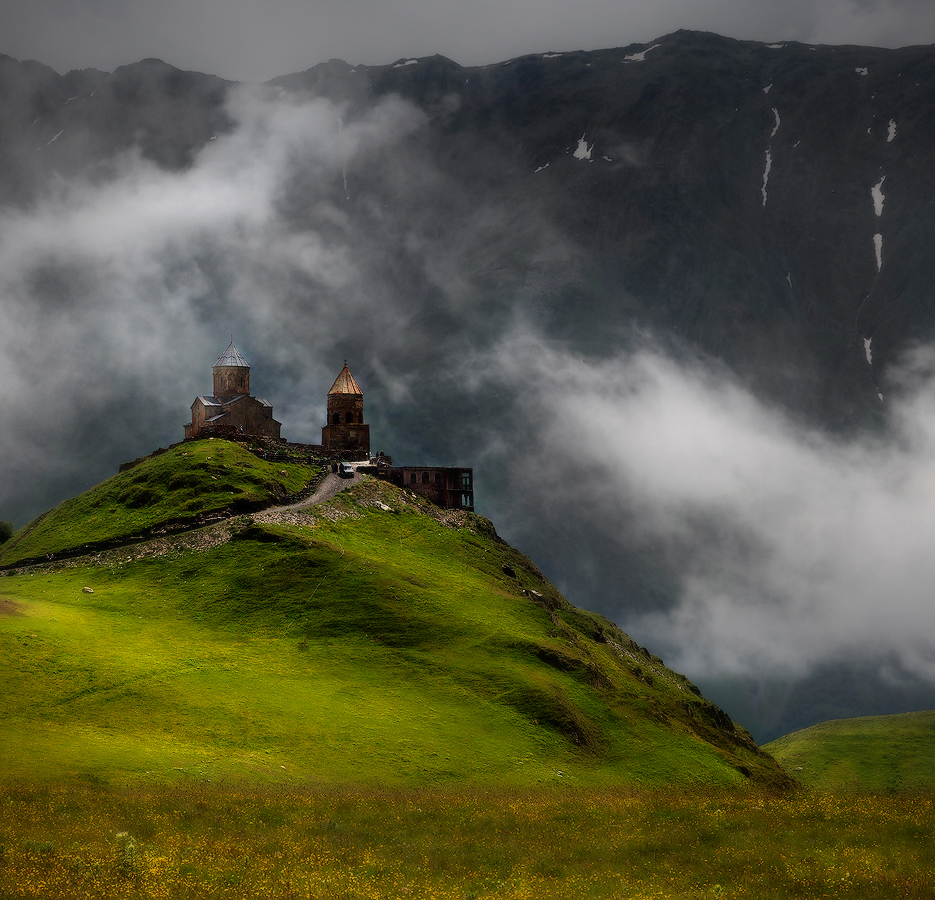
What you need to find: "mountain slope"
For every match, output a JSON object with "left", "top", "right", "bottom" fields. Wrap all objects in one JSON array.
[
  {"left": 5, "top": 31, "right": 935, "bottom": 428},
  {"left": 0, "top": 443, "right": 789, "bottom": 788},
  {"left": 766, "top": 710, "right": 935, "bottom": 791}
]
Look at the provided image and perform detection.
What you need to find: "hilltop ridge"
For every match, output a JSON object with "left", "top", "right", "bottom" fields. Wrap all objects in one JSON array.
[{"left": 0, "top": 439, "right": 791, "bottom": 788}]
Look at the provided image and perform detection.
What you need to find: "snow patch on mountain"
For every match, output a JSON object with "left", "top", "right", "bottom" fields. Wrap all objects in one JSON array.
[
  {"left": 534, "top": 162, "right": 549, "bottom": 173},
  {"left": 393, "top": 60, "right": 418, "bottom": 68},
  {"left": 763, "top": 84, "right": 772, "bottom": 94},
  {"left": 542, "top": 53, "right": 562, "bottom": 59},
  {"left": 887, "top": 119, "right": 897, "bottom": 142},
  {"left": 761, "top": 149, "right": 772, "bottom": 207},
  {"left": 874, "top": 233, "right": 883, "bottom": 271},
  {"left": 573, "top": 136, "right": 593, "bottom": 161},
  {"left": 864, "top": 337, "right": 873, "bottom": 365},
  {"left": 856, "top": 67, "right": 868, "bottom": 76},
  {"left": 771, "top": 108, "right": 781, "bottom": 138},
  {"left": 872, "top": 176, "right": 886, "bottom": 217},
  {"left": 624, "top": 45, "right": 660, "bottom": 62}
]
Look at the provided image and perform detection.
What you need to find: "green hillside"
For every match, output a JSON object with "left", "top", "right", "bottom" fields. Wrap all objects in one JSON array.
[
  {"left": 0, "top": 439, "right": 320, "bottom": 567},
  {"left": 0, "top": 440, "right": 789, "bottom": 789},
  {"left": 766, "top": 710, "right": 935, "bottom": 791}
]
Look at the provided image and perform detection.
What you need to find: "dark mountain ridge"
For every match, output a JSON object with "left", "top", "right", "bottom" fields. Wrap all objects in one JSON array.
[{"left": 6, "top": 30, "right": 933, "bottom": 423}]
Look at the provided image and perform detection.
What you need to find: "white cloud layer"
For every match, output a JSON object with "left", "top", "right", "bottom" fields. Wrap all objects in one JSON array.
[
  {"left": 467, "top": 334, "right": 935, "bottom": 683},
  {"left": 0, "top": 88, "right": 427, "bottom": 507}
]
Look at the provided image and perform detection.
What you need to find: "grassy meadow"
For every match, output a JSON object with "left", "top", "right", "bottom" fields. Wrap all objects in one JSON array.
[
  {"left": 1, "top": 782, "right": 933, "bottom": 899},
  {"left": 3, "top": 439, "right": 932, "bottom": 897},
  {"left": 766, "top": 710, "right": 935, "bottom": 792}
]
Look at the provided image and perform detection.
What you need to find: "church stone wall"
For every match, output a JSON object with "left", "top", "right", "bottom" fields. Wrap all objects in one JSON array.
[
  {"left": 378, "top": 467, "right": 474, "bottom": 511},
  {"left": 326, "top": 394, "right": 364, "bottom": 426},
  {"left": 213, "top": 366, "right": 250, "bottom": 397},
  {"left": 321, "top": 423, "right": 370, "bottom": 453}
]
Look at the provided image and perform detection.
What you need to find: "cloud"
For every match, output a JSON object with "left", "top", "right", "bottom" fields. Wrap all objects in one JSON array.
[
  {"left": 808, "top": 0, "right": 935, "bottom": 47},
  {"left": 0, "top": 86, "right": 431, "bottom": 517},
  {"left": 0, "top": 80, "right": 571, "bottom": 526},
  {"left": 458, "top": 331, "right": 935, "bottom": 685}
]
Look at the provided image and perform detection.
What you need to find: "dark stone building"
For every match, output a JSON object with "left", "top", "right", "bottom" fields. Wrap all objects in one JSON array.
[
  {"left": 321, "top": 362, "right": 370, "bottom": 455},
  {"left": 179, "top": 349, "right": 472, "bottom": 509},
  {"left": 380, "top": 466, "right": 474, "bottom": 511},
  {"left": 184, "top": 341, "right": 282, "bottom": 441}
]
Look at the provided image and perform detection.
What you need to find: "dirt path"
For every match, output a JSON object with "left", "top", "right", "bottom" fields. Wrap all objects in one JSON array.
[{"left": 277, "top": 469, "right": 362, "bottom": 511}]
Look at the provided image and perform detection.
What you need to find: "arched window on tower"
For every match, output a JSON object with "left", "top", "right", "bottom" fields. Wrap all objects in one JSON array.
[
  {"left": 421, "top": 472, "right": 430, "bottom": 484},
  {"left": 409, "top": 473, "right": 417, "bottom": 484},
  {"left": 332, "top": 413, "right": 340, "bottom": 425}
]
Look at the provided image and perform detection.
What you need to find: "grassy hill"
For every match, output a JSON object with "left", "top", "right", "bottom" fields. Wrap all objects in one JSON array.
[
  {"left": 0, "top": 439, "right": 320, "bottom": 567},
  {"left": 766, "top": 710, "right": 935, "bottom": 791},
  {"left": 0, "top": 440, "right": 789, "bottom": 789}
]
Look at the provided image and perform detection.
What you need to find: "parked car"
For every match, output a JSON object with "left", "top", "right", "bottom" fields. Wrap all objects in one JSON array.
[{"left": 338, "top": 462, "right": 354, "bottom": 479}]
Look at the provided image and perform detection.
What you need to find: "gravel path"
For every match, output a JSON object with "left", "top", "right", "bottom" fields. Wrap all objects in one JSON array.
[{"left": 278, "top": 469, "right": 362, "bottom": 511}]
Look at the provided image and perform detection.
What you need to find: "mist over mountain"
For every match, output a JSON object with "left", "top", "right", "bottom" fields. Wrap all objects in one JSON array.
[{"left": 3, "top": 29, "right": 935, "bottom": 739}]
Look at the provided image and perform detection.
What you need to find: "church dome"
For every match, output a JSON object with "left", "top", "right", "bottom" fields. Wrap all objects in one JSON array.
[{"left": 214, "top": 340, "right": 250, "bottom": 369}]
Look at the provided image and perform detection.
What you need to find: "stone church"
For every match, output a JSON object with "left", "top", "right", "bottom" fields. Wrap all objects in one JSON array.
[
  {"left": 183, "top": 341, "right": 282, "bottom": 440},
  {"left": 181, "top": 344, "right": 472, "bottom": 509}
]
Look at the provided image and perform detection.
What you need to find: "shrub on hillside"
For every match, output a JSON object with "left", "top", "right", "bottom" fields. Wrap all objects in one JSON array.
[{"left": 0, "top": 521, "right": 13, "bottom": 545}]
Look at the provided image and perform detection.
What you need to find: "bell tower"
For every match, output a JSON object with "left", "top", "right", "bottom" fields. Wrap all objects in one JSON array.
[
  {"left": 321, "top": 361, "right": 370, "bottom": 454},
  {"left": 212, "top": 339, "right": 251, "bottom": 398}
]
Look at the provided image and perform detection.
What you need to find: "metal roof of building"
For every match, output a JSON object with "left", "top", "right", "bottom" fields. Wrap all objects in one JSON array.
[
  {"left": 214, "top": 340, "right": 250, "bottom": 369},
  {"left": 328, "top": 362, "right": 363, "bottom": 395},
  {"left": 192, "top": 394, "right": 249, "bottom": 408}
]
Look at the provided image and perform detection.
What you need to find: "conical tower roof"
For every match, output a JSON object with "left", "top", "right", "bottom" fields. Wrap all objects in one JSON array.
[
  {"left": 328, "top": 362, "right": 363, "bottom": 395},
  {"left": 214, "top": 340, "right": 250, "bottom": 369}
]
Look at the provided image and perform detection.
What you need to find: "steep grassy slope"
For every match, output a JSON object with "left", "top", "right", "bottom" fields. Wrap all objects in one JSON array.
[
  {"left": 0, "top": 439, "right": 320, "bottom": 567},
  {"left": 766, "top": 710, "right": 935, "bottom": 791},
  {"left": 0, "top": 448, "right": 789, "bottom": 788}
]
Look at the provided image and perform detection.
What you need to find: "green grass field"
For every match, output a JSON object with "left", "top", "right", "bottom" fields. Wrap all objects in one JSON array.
[
  {"left": 766, "top": 710, "right": 935, "bottom": 791},
  {"left": 0, "top": 439, "right": 319, "bottom": 567},
  {"left": 0, "top": 480, "right": 780, "bottom": 789},
  {"left": 2, "top": 783, "right": 932, "bottom": 899},
  {"left": 0, "top": 441, "right": 783, "bottom": 789}
]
